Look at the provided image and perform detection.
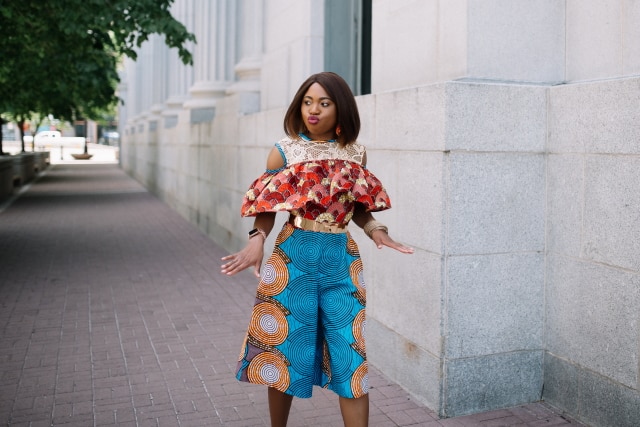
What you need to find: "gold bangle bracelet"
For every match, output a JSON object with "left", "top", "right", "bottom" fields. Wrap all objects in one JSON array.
[{"left": 363, "top": 220, "right": 388, "bottom": 239}]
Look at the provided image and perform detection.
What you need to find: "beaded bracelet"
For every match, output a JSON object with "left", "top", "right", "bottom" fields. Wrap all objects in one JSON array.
[
  {"left": 363, "top": 220, "right": 388, "bottom": 240},
  {"left": 248, "top": 228, "right": 267, "bottom": 241}
]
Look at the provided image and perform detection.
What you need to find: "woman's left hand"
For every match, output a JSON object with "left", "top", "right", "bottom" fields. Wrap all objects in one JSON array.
[{"left": 371, "top": 230, "right": 414, "bottom": 254}]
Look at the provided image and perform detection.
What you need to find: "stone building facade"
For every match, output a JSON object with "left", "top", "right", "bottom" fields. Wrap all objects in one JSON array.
[{"left": 118, "top": 1, "right": 640, "bottom": 425}]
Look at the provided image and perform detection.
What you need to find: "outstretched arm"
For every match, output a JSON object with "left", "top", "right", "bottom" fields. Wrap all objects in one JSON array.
[
  {"left": 221, "top": 212, "right": 277, "bottom": 277},
  {"left": 222, "top": 146, "right": 285, "bottom": 277},
  {"left": 352, "top": 204, "right": 414, "bottom": 254}
]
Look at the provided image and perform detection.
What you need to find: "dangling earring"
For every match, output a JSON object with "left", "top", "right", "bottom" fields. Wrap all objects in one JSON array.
[{"left": 335, "top": 125, "right": 342, "bottom": 136}]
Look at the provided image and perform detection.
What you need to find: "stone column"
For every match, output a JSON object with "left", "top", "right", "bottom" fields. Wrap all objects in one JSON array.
[
  {"left": 138, "top": 39, "right": 154, "bottom": 118},
  {"left": 163, "top": 0, "right": 195, "bottom": 129},
  {"left": 227, "top": 0, "right": 263, "bottom": 114},
  {"left": 147, "top": 35, "right": 169, "bottom": 133},
  {"left": 184, "top": 0, "right": 236, "bottom": 123},
  {"left": 368, "top": 0, "right": 559, "bottom": 419}
]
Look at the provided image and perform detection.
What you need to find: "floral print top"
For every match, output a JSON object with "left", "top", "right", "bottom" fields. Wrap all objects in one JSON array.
[{"left": 241, "top": 134, "right": 391, "bottom": 224}]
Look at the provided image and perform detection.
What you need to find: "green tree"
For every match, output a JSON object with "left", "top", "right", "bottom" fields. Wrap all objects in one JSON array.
[{"left": 0, "top": 0, "right": 195, "bottom": 153}]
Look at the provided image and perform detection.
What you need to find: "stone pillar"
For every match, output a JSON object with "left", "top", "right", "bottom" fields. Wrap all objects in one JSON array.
[
  {"left": 144, "top": 35, "right": 168, "bottom": 134},
  {"left": 368, "top": 2, "right": 640, "bottom": 423},
  {"left": 137, "top": 39, "right": 154, "bottom": 118},
  {"left": 368, "top": 0, "right": 558, "bottom": 419},
  {"left": 184, "top": 0, "right": 236, "bottom": 123},
  {"left": 164, "top": 0, "right": 195, "bottom": 129},
  {"left": 227, "top": 0, "right": 263, "bottom": 114}
]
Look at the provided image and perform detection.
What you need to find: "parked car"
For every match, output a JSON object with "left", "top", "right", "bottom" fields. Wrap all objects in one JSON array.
[{"left": 34, "top": 131, "right": 84, "bottom": 147}]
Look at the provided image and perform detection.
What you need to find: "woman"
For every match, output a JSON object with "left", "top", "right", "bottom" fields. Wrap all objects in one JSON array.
[{"left": 222, "top": 72, "right": 413, "bottom": 426}]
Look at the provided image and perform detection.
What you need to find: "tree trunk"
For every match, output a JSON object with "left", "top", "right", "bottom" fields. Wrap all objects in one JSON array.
[
  {"left": 31, "top": 117, "right": 44, "bottom": 152},
  {"left": 0, "top": 115, "right": 5, "bottom": 155},
  {"left": 17, "top": 118, "right": 26, "bottom": 153},
  {"left": 83, "top": 119, "right": 89, "bottom": 154}
]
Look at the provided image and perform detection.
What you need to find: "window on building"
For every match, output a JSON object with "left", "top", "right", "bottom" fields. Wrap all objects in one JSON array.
[{"left": 324, "top": 0, "right": 372, "bottom": 95}]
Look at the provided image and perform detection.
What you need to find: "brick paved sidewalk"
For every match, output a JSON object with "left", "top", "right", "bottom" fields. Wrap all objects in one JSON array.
[{"left": 0, "top": 164, "right": 586, "bottom": 426}]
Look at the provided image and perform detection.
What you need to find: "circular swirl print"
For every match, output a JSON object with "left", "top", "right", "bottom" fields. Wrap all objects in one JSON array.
[
  {"left": 352, "top": 309, "right": 366, "bottom": 350},
  {"left": 276, "top": 223, "right": 295, "bottom": 245},
  {"left": 287, "top": 379, "right": 312, "bottom": 398},
  {"left": 287, "top": 277, "right": 319, "bottom": 325},
  {"left": 346, "top": 235, "right": 360, "bottom": 257},
  {"left": 258, "top": 254, "right": 289, "bottom": 296},
  {"left": 248, "top": 303, "right": 289, "bottom": 346},
  {"left": 319, "top": 240, "right": 349, "bottom": 278},
  {"left": 322, "top": 288, "right": 355, "bottom": 330},
  {"left": 247, "top": 352, "right": 290, "bottom": 391},
  {"left": 349, "top": 259, "right": 365, "bottom": 292},
  {"left": 287, "top": 326, "right": 320, "bottom": 374},
  {"left": 350, "top": 361, "right": 369, "bottom": 398},
  {"left": 324, "top": 333, "right": 354, "bottom": 384},
  {"left": 287, "top": 232, "right": 322, "bottom": 273}
]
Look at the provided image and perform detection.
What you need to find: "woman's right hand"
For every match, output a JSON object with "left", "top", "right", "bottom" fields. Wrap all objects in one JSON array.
[{"left": 221, "top": 236, "right": 265, "bottom": 277}]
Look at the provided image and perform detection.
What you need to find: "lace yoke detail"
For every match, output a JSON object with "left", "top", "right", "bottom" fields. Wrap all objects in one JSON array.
[{"left": 279, "top": 137, "right": 365, "bottom": 166}]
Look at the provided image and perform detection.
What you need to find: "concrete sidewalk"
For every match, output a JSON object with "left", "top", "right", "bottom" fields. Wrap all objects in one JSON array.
[{"left": 0, "top": 164, "right": 587, "bottom": 426}]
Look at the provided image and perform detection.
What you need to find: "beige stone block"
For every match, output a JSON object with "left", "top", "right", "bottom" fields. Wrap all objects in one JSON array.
[{"left": 566, "top": 0, "right": 623, "bottom": 81}]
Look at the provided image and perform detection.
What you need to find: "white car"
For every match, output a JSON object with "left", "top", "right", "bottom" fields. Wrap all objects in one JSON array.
[
  {"left": 34, "top": 131, "right": 64, "bottom": 145},
  {"left": 34, "top": 131, "right": 84, "bottom": 147}
]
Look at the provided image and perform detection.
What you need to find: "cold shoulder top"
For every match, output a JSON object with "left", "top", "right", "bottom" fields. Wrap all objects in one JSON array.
[{"left": 241, "top": 134, "right": 391, "bottom": 224}]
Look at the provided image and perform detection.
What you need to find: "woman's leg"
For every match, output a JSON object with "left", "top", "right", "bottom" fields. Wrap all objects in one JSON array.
[
  {"left": 268, "top": 387, "right": 294, "bottom": 427},
  {"left": 339, "top": 394, "right": 369, "bottom": 427}
]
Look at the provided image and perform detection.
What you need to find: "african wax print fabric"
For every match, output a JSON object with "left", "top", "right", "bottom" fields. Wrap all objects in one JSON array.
[
  {"left": 236, "top": 223, "right": 368, "bottom": 399},
  {"left": 241, "top": 136, "right": 391, "bottom": 224}
]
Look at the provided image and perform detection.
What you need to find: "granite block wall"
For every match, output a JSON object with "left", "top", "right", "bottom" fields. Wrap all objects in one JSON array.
[
  {"left": 438, "top": 82, "right": 547, "bottom": 416},
  {"left": 543, "top": 77, "right": 640, "bottom": 427},
  {"left": 467, "top": 0, "right": 565, "bottom": 83}
]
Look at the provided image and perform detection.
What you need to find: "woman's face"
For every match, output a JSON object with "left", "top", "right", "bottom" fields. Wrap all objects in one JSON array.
[{"left": 301, "top": 82, "right": 337, "bottom": 141}]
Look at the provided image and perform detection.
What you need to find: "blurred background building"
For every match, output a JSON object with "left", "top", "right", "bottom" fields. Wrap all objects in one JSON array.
[{"left": 117, "top": 1, "right": 640, "bottom": 425}]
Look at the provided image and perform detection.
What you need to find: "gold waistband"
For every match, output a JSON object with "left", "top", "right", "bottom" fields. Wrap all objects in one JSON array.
[{"left": 289, "top": 215, "right": 348, "bottom": 234}]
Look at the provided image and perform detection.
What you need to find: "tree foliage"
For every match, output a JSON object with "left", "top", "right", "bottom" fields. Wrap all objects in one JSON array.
[{"left": 0, "top": 0, "right": 194, "bottom": 152}]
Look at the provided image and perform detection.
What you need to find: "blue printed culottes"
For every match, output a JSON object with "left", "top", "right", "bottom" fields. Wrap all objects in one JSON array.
[{"left": 236, "top": 223, "right": 368, "bottom": 399}]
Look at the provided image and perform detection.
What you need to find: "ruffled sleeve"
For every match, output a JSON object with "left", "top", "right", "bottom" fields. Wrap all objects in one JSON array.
[
  {"left": 351, "top": 167, "right": 392, "bottom": 212},
  {"left": 241, "top": 170, "right": 294, "bottom": 217},
  {"left": 240, "top": 160, "right": 391, "bottom": 220}
]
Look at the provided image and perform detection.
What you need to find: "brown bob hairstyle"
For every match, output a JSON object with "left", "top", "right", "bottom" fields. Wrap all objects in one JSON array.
[{"left": 283, "top": 72, "right": 361, "bottom": 146}]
